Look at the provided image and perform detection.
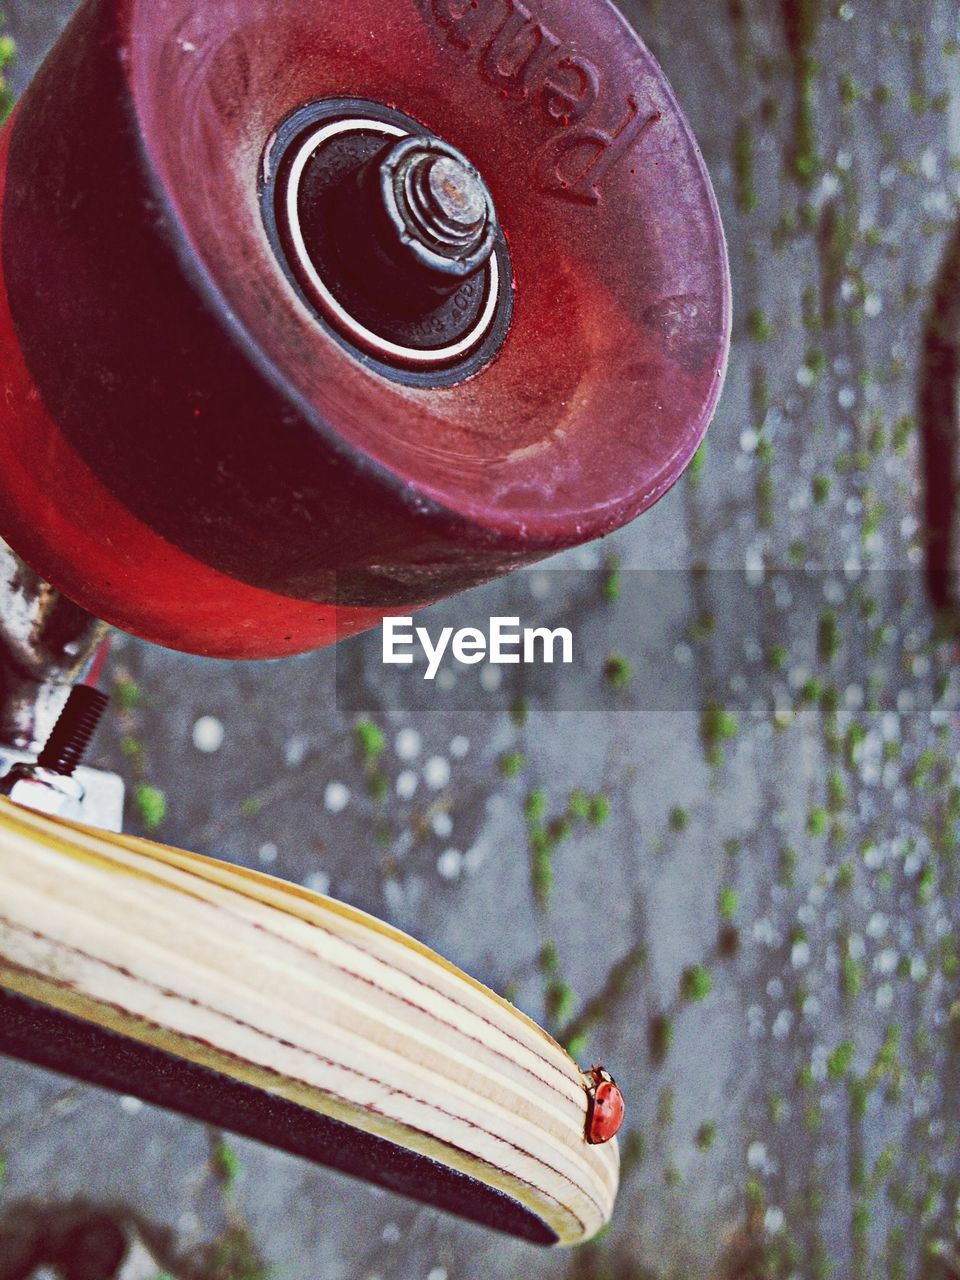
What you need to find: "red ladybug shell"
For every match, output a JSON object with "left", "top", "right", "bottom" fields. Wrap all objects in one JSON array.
[{"left": 586, "top": 1071, "right": 625, "bottom": 1146}]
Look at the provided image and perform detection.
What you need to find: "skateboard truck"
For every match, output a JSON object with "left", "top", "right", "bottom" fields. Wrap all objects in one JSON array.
[{"left": 0, "top": 540, "right": 122, "bottom": 831}]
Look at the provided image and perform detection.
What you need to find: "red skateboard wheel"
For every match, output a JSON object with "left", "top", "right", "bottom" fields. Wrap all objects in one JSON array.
[{"left": 0, "top": 0, "right": 730, "bottom": 659}]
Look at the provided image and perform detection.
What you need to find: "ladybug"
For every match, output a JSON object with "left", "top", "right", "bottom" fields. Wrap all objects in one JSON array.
[{"left": 583, "top": 1065, "right": 625, "bottom": 1146}]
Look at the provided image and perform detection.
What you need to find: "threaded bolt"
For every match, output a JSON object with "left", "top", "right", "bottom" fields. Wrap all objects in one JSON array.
[{"left": 37, "top": 686, "right": 110, "bottom": 777}]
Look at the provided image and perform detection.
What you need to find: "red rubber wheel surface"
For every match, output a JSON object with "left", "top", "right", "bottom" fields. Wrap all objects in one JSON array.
[{"left": 0, "top": 0, "right": 730, "bottom": 659}]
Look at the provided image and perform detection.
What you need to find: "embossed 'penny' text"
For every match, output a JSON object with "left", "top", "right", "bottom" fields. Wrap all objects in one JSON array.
[{"left": 422, "top": 0, "right": 661, "bottom": 204}]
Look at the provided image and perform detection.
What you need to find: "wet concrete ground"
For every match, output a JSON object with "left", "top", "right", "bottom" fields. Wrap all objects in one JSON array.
[{"left": 1, "top": 2, "right": 960, "bottom": 1278}]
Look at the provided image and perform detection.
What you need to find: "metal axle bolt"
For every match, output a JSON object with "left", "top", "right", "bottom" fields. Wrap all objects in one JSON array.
[{"left": 376, "top": 136, "right": 498, "bottom": 285}]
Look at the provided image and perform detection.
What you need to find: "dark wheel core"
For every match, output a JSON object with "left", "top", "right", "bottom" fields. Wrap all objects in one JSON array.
[{"left": 262, "top": 98, "right": 514, "bottom": 386}]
